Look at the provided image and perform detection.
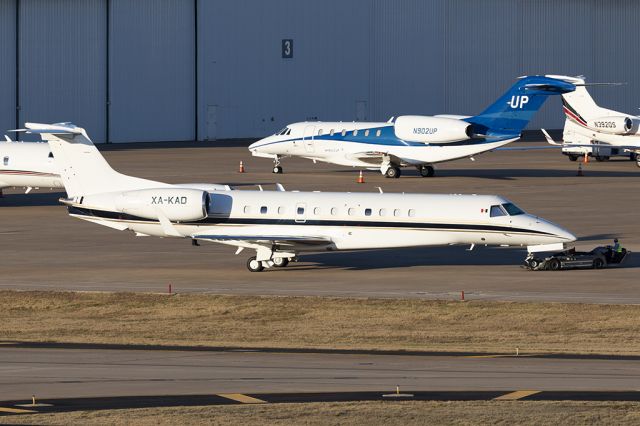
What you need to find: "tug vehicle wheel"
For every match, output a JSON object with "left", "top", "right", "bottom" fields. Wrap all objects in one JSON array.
[
  {"left": 568, "top": 155, "right": 578, "bottom": 162},
  {"left": 593, "top": 258, "right": 605, "bottom": 269},
  {"left": 385, "top": 167, "right": 401, "bottom": 178},
  {"left": 636, "top": 158, "right": 640, "bottom": 168},
  {"left": 273, "top": 257, "right": 289, "bottom": 267},
  {"left": 548, "top": 258, "right": 561, "bottom": 271},
  {"left": 247, "top": 256, "right": 264, "bottom": 272}
]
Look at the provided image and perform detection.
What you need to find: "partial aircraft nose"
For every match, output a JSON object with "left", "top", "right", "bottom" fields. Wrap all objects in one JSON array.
[{"left": 534, "top": 216, "right": 577, "bottom": 243}]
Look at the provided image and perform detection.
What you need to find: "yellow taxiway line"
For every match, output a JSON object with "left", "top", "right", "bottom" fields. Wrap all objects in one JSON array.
[
  {"left": 494, "top": 390, "right": 541, "bottom": 400},
  {"left": 217, "top": 393, "right": 267, "bottom": 404}
]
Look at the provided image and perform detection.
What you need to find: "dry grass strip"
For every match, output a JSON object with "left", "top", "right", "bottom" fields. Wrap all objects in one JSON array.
[
  {"left": 1, "top": 290, "right": 639, "bottom": 355},
  {"left": 4, "top": 401, "right": 640, "bottom": 426}
]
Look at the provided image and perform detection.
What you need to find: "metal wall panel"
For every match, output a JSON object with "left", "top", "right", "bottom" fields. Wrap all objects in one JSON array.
[
  {"left": 0, "top": 0, "right": 17, "bottom": 135},
  {"left": 109, "top": 0, "right": 195, "bottom": 142},
  {"left": 197, "top": 0, "right": 371, "bottom": 140},
  {"left": 19, "top": 0, "right": 106, "bottom": 142}
]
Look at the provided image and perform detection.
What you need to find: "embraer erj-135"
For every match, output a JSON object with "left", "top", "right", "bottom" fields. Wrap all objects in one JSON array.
[
  {"left": 542, "top": 76, "right": 640, "bottom": 167},
  {"left": 24, "top": 122, "right": 575, "bottom": 272},
  {"left": 0, "top": 136, "right": 63, "bottom": 196},
  {"left": 249, "top": 75, "right": 576, "bottom": 178}
]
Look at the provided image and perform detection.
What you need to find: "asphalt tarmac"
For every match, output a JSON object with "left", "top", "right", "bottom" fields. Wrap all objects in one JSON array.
[
  {"left": 1, "top": 347, "right": 639, "bottom": 402},
  {"left": 1, "top": 141, "right": 638, "bottom": 303}
]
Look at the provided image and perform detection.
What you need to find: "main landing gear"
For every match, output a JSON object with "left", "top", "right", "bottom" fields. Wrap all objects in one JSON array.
[
  {"left": 246, "top": 255, "right": 292, "bottom": 272},
  {"left": 272, "top": 156, "right": 283, "bottom": 174},
  {"left": 418, "top": 165, "right": 435, "bottom": 177},
  {"left": 385, "top": 166, "right": 401, "bottom": 178}
]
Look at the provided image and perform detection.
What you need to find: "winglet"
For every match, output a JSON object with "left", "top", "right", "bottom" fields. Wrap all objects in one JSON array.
[
  {"left": 541, "top": 129, "right": 561, "bottom": 145},
  {"left": 275, "top": 183, "right": 285, "bottom": 192},
  {"left": 4, "top": 135, "right": 12, "bottom": 142}
]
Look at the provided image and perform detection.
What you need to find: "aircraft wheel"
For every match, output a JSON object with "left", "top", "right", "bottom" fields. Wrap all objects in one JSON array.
[
  {"left": 247, "top": 256, "right": 264, "bottom": 272},
  {"left": 548, "top": 258, "right": 561, "bottom": 271},
  {"left": 419, "top": 165, "right": 435, "bottom": 177},
  {"left": 636, "top": 158, "right": 640, "bottom": 168},
  {"left": 593, "top": 258, "right": 605, "bottom": 269},
  {"left": 273, "top": 257, "right": 289, "bottom": 267},
  {"left": 385, "top": 167, "right": 401, "bottom": 179},
  {"left": 568, "top": 155, "right": 578, "bottom": 162},
  {"left": 273, "top": 166, "right": 283, "bottom": 174}
]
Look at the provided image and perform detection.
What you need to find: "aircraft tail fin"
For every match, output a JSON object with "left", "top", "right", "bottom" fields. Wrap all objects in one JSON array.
[
  {"left": 23, "top": 123, "right": 163, "bottom": 197},
  {"left": 466, "top": 75, "right": 576, "bottom": 137},
  {"left": 560, "top": 79, "right": 608, "bottom": 126}
]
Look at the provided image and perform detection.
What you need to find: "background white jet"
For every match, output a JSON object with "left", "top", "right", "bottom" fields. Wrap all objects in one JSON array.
[
  {"left": 544, "top": 77, "right": 640, "bottom": 167},
  {"left": 0, "top": 136, "right": 62, "bottom": 196},
  {"left": 249, "top": 75, "right": 576, "bottom": 178}
]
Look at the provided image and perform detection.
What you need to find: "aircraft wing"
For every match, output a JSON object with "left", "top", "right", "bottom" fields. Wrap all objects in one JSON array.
[
  {"left": 346, "top": 151, "right": 404, "bottom": 165},
  {"left": 540, "top": 129, "right": 640, "bottom": 152},
  {"left": 192, "top": 234, "right": 332, "bottom": 247}
]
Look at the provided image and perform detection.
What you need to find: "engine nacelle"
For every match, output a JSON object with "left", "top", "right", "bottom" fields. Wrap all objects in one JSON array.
[
  {"left": 587, "top": 116, "right": 638, "bottom": 135},
  {"left": 394, "top": 115, "right": 473, "bottom": 144},
  {"left": 82, "top": 188, "right": 209, "bottom": 222}
]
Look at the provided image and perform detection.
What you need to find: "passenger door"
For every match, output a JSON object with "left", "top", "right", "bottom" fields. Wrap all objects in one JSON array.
[{"left": 303, "top": 125, "right": 316, "bottom": 153}]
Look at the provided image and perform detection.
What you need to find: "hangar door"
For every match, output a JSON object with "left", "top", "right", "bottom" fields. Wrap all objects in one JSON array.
[
  {"left": 18, "top": 0, "right": 107, "bottom": 142},
  {"left": 109, "top": 0, "right": 195, "bottom": 142},
  {"left": 0, "top": 1, "right": 16, "bottom": 136}
]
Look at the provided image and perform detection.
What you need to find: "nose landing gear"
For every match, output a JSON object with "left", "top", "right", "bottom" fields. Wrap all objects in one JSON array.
[{"left": 272, "top": 156, "right": 283, "bottom": 174}]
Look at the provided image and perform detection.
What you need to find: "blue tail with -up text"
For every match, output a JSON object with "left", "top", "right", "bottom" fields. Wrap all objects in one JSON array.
[{"left": 465, "top": 75, "right": 575, "bottom": 138}]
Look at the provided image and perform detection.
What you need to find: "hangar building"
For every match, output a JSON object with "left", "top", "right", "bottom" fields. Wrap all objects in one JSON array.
[{"left": 0, "top": 0, "right": 637, "bottom": 143}]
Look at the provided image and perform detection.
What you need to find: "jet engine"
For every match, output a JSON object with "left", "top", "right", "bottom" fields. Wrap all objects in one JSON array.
[
  {"left": 81, "top": 188, "right": 209, "bottom": 222},
  {"left": 394, "top": 115, "right": 473, "bottom": 144},
  {"left": 587, "top": 116, "right": 639, "bottom": 135}
]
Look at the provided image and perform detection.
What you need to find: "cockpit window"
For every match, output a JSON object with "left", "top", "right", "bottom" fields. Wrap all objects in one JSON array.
[
  {"left": 286, "top": 128, "right": 291, "bottom": 135},
  {"left": 502, "top": 203, "right": 525, "bottom": 216},
  {"left": 275, "top": 127, "right": 290, "bottom": 136},
  {"left": 490, "top": 205, "right": 507, "bottom": 217}
]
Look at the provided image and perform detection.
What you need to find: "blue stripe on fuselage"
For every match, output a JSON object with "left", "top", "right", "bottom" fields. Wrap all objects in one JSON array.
[{"left": 252, "top": 124, "right": 516, "bottom": 150}]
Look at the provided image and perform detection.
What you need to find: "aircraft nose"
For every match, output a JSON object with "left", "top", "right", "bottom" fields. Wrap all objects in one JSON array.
[{"left": 541, "top": 219, "right": 576, "bottom": 243}]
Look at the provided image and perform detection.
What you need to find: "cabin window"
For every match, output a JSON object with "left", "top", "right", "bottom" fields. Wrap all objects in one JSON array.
[
  {"left": 260, "top": 206, "right": 268, "bottom": 214},
  {"left": 502, "top": 203, "right": 525, "bottom": 216},
  {"left": 314, "top": 207, "right": 321, "bottom": 215},
  {"left": 376, "top": 129, "right": 382, "bottom": 137},
  {"left": 331, "top": 207, "right": 338, "bottom": 216},
  {"left": 490, "top": 205, "right": 507, "bottom": 217},
  {"left": 379, "top": 208, "right": 387, "bottom": 216},
  {"left": 297, "top": 207, "right": 305, "bottom": 215},
  {"left": 353, "top": 130, "right": 358, "bottom": 137},
  {"left": 243, "top": 206, "right": 251, "bottom": 214},
  {"left": 48, "top": 152, "right": 54, "bottom": 158},
  {"left": 408, "top": 209, "right": 416, "bottom": 217},
  {"left": 364, "top": 129, "right": 370, "bottom": 137},
  {"left": 365, "top": 208, "right": 372, "bottom": 216},
  {"left": 317, "top": 129, "right": 323, "bottom": 136},
  {"left": 278, "top": 206, "right": 286, "bottom": 214},
  {"left": 341, "top": 129, "right": 346, "bottom": 137},
  {"left": 3, "top": 156, "right": 8, "bottom": 166},
  {"left": 394, "top": 209, "right": 401, "bottom": 217},
  {"left": 348, "top": 208, "right": 356, "bottom": 216},
  {"left": 330, "top": 129, "right": 335, "bottom": 136}
]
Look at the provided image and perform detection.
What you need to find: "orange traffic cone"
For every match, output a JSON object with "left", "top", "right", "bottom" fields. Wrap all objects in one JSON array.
[
  {"left": 577, "top": 160, "right": 583, "bottom": 176},
  {"left": 583, "top": 153, "right": 589, "bottom": 164},
  {"left": 357, "top": 170, "right": 365, "bottom": 183},
  {"left": 238, "top": 161, "right": 245, "bottom": 173}
]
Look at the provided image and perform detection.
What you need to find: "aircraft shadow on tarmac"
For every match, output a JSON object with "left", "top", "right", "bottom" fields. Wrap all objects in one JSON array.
[
  {"left": 0, "top": 192, "right": 65, "bottom": 207},
  {"left": 330, "top": 168, "right": 640, "bottom": 180},
  {"left": 294, "top": 246, "right": 526, "bottom": 270},
  {"left": 291, "top": 244, "right": 639, "bottom": 271}
]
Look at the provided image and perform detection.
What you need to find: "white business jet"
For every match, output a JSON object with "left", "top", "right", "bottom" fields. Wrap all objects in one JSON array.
[
  {"left": 249, "top": 75, "right": 576, "bottom": 178},
  {"left": 0, "top": 136, "right": 63, "bottom": 195},
  {"left": 24, "top": 122, "right": 575, "bottom": 272},
  {"left": 542, "top": 77, "right": 640, "bottom": 167}
]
